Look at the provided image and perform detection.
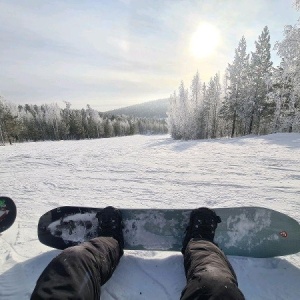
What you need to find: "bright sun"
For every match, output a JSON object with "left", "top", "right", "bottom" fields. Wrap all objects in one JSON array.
[{"left": 190, "top": 23, "right": 220, "bottom": 59}]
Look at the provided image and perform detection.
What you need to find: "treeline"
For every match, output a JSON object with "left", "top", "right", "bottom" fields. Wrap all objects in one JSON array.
[
  {"left": 168, "top": 25, "right": 300, "bottom": 140},
  {"left": 0, "top": 100, "right": 167, "bottom": 144}
]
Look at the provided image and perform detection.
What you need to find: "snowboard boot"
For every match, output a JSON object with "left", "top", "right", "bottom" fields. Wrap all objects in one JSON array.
[
  {"left": 181, "top": 207, "right": 221, "bottom": 254},
  {"left": 96, "top": 206, "right": 124, "bottom": 253}
]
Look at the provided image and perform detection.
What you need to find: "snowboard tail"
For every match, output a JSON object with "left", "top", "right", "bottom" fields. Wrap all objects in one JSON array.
[{"left": 38, "top": 206, "right": 300, "bottom": 258}]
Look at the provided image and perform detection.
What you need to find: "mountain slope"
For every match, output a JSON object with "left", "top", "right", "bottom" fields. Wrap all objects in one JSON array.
[
  {"left": 0, "top": 134, "right": 299, "bottom": 300},
  {"left": 105, "top": 98, "right": 169, "bottom": 119}
]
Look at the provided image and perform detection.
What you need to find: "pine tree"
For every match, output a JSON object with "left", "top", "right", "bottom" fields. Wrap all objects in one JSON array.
[
  {"left": 0, "top": 99, "right": 21, "bottom": 144},
  {"left": 178, "top": 81, "right": 189, "bottom": 139},
  {"left": 221, "top": 36, "right": 250, "bottom": 137},
  {"left": 104, "top": 119, "right": 114, "bottom": 137},
  {"left": 189, "top": 71, "right": 202, "bottom": 139},
  {"left": 294, "top": 0, "right": 300, "bottom": 10},
  {"left": 275, "top": 17, "right": 300, "bottom": 132},
  {"left": 202, "top": 74, "right": 221, "bottom": 138},
  {"left": 248, "top": 26, "right": 273, "bottom": 134},
  {"left": 167, "top": 92, "right": 180, "bottom": 139},
  {"left": 69, "top": 110, "right": 85, "bottom": 139}
]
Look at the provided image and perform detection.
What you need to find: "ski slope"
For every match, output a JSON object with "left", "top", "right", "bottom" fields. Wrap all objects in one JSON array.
[{"left": 0, "top": 133, "right": 300, "bottom": 299}]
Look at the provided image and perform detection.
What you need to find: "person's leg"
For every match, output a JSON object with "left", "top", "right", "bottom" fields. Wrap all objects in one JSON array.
[
  {"left": 31, "top": 206, "right": 124, "bottom": 300},
  {"left": 180, "top": 208, "right": 245, "bottom": 300},
  {"left": 31, "top": 236, "right": 121, "bottom": 300},
  {"left": 181, "top": 239, "right": 245, "bottom": 300}
]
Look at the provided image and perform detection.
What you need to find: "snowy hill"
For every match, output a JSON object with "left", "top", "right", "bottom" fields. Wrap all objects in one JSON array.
[
  {"left": 0, "top": 133, "right": 300, "bottom": 299},
  {"left": 105, "top": 98, "right": 168, "bottom": 119}
]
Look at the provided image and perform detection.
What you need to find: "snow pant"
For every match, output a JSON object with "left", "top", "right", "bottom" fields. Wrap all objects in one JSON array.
[
  {"left": 31, "top": 237, "right": 245, "bottom": 300},
  {"left": 180, "top": 238, "right": 245, "bottom": 300},
  {"left": 31, "top": 237, "right": 121, "bottom": 300}
]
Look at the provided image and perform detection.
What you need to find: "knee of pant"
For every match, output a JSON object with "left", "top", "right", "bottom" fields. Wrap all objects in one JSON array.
[
  {"left": 62, "top": 245, "right": 95, "bottom": 263},
  {"left": 64, "top": 245, "right": 85, "bottom": 256},
  {"left": 211, "top": 282, "right": 245, "bottom": 300},
  {"left": 182, "top": 278, "right": 244, "bottom": 300}
]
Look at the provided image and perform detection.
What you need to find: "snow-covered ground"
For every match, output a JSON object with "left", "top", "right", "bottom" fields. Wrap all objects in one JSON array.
[{"left": 0, "top": 133, "right": 300, "bottom": 299}]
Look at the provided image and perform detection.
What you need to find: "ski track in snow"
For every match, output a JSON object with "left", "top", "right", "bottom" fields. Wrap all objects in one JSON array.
[{"left": 0, "top": 133, "right": 300, "bottom": 299}]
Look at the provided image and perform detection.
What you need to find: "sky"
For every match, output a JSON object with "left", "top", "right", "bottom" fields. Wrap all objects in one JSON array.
[{"left": 0, "top": 0, "right": 299, "bottom": 112}]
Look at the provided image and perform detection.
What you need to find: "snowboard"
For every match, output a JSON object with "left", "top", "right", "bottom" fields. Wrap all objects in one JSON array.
[
  {"left": 0, "top": 196, "right": 17, "bottom": 233},
  {"left": 37, "top": 206, "right": 300, "bottom": 258}
]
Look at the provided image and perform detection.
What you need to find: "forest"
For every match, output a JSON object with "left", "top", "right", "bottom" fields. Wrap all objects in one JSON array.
[
  {"left": 168, "top": 24, "right": 300, "bottom": 140},
  {"left": 1, "top": 4, "right": 300, "bottom": 144},
  {"left": 0, "top": 100, "right": 168, "bottom": 145}
]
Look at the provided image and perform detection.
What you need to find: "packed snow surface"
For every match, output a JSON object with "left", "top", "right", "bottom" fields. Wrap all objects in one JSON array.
[{"left": 0, "top": 133, "right": 300, "bottom": 299}]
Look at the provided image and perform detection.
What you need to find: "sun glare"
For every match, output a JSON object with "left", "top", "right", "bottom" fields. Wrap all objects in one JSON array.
[{"left": 190, "top": 23, "right": 220, "bottom": 59}]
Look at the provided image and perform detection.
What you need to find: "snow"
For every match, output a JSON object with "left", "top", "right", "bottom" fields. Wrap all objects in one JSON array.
[
  {"left": 0, "top": 133, "right": 300, "bottom": 299},
  {"left": 48, "top": 213, "right": 97, "bottom": 243}
]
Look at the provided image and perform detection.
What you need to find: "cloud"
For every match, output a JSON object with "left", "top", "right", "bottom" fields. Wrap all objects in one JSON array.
[{"left": 0, "top": 0, "right": 299, "bottom": 110}]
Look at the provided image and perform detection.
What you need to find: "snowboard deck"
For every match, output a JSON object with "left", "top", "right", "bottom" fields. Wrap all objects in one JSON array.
[
  {"left": 0, "top": 196, "right": 17, "bottom": 233},
  {"left": 38, "top": 206, "right": 300, "bottom": 258}
]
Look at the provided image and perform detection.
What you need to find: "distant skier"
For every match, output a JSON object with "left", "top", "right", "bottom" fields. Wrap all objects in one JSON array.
[{"left": 31, "top": 207, "right": 245, "bottom": 300}]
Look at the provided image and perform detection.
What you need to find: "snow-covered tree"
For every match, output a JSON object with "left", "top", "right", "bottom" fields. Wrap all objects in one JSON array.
[
  {"left": 178, "top": 81, "right": 190, "bottom": 139},
  {"left": 248, "top": 26, "right": 273, "bottom": 134},
  {"left": 202, "top": 74, "right": 221, "bottom": 138},
  {"left": 274, "top": 11, "right": 300, "bottom": 132},
  {"left": 0, "top": 98, "right": 21, "bottom": 144},
  {"left": 189, "top": 71, "right": 202, "bottom": 139},
  {"left": 168, "top": 71, "right": 222, "bottom": 140},
  {"left": 167, "top": 81, "right": 191, "bottom": 139},
  {"left": 86, "top": 105, "right": 104, "bottom": 138},
  {"left": 221, "top": 36, "right": 250, "bottom": 137},
  {"left": 167, "top": 91, "right": 179, "bottom": 139},
  {"left": 294, "top": 0, "right": 300, "bottom": 10}
]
